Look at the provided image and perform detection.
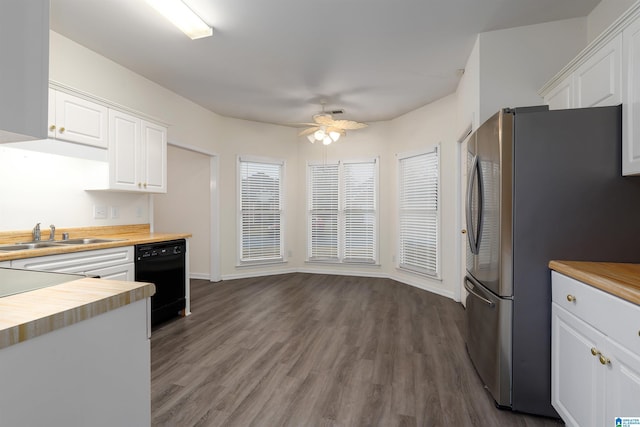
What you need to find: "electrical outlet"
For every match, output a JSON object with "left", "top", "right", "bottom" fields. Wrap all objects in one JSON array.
[
  {"left": 136, "top": 206, "right": 143, "bottom": 218},
  {"left": 288, "top": 250, "right": 292, "bottom": 258},
  {"left": 94, "top": 205, "right": 107, "bottom": 219},
  {"left": 111, "top": 206, "right": 120, "bottom": 219}
]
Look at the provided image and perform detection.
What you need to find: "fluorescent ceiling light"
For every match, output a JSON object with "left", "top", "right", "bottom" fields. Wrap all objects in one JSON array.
[{"left": 145, "top": 0, "right": 213, "bottom": 40}]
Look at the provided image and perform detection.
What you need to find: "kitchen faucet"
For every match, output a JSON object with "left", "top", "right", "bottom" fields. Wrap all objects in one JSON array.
[
  {"left": 32, "top": 223, "right": 41, "bottom": 241},
  {"left": 49, "top": 224, "right": 55, "bottom": 241}
]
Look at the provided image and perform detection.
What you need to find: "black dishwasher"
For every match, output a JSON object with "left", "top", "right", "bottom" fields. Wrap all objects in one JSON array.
[{"left": 135, "top": 239, "right": 186, "bottom": 326}]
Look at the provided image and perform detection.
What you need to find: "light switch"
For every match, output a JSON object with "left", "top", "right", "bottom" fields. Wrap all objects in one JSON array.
[{"left": 94, "top": 205, "right": 107, "bottom": 219}]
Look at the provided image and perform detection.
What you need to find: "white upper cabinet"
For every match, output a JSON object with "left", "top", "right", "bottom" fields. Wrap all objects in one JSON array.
[
  {"left": 574, "top": 34, "right": 622, "bottom": 108},
  {"left": 543, "top": 34, "right": 622, "bottom": 110},
  {"left": 546, "top": 79, "right": 573, "bottom": 110},
  {"left": 623, "top": 13, "right": 640, "bottom": 175},
  {"left": 541, "top": 3, "right": 640, "bottom": 176},
  {"left": 48, "top": 89, "right": 108, "bottom": 148},
  {"left": 0, "top": 0, "right": 49, "bottom": 143},
  {"left": 108, "top": 110, "right": 167, "bottom": 193}
]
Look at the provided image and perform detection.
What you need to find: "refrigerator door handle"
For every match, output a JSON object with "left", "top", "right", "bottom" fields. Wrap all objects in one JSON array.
[
  {"left": 466, "top": 154, "right": 483, "bottom": 255},
  {"left": 464, "top": 276, "right": 495, "bottom": 307}
]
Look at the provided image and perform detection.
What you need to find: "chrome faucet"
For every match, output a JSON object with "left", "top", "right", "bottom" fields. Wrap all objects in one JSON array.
[
  {"left": 49, "top": 224, "right": 56, "bottom": 241},
  {"left": 32, "top": 223, "right": 41, "bottom": 241}
]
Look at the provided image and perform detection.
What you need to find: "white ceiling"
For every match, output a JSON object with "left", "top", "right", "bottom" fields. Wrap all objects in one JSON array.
[{"left": 50, "top": 0, "right": 601, "bottom": 125}]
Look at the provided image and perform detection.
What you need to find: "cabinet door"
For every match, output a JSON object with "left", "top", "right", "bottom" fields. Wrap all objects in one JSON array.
[
  {"left": 623, "top": 16, "right": 640, "bottom": 175},
  {"left": 574, "top": 34, "right": 622, "bottom": 108},
  {"left": 140, "top": 120, "right": 167, "bottom": 193},
  {"left": 545, "top": 78, "right": 573, "bottom": 110},
  {"left": 10, "top": 247, "right": 134, "bottom": 274},
  {"left": 87, "top": 262, "right": 135, "bottom": 281},
  {"left": 55, "top": 91, "right": 108, "bottom": 148},
  {"left": 552, "top": 303, "right": 605, "bottom": 427},
  {"left": 604, "top": 338, "right": 640, "bottom": 420},
  {"left": 109, "top": 109, "right": 141, "bottom": 191}
]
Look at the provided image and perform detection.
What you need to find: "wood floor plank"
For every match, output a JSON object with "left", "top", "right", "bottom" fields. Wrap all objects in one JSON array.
[{"left": 151, "top": 274, "right": 563, "bottom": 426}]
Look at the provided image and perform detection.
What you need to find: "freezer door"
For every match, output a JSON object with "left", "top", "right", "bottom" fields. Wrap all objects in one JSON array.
[
  {"left": 465, "top": 275, "right": 512, "bottom": 408},
  {"left": 466, "top": 110, "right": 513, "bottom": 297}
]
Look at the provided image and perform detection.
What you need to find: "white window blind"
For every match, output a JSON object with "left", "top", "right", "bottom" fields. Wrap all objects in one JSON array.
[
  {"left": 308, "top": 159, "right": 377, "bottom": 263},
  {"left": 342, "top": 161, "right": 376, "bottom": 262},
  {"left": 398, "top": 147, "right": 440, "bottom": 276},
  {"left": 238, "top": 158, "right": 283, "bottom": 263},
  {"left": 308, "top": 163, "right": 339, "bottom": 260}
]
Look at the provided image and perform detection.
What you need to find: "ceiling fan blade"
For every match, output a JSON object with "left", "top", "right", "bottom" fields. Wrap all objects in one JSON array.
[
  {"left": 314, "top": 115, "right": 334, "bottom": 126},
  {"left": 326, "top": 126, "right": 346, "bottom": 135},
  {"left": 298, "top": 127, "right": 319, "bottom": 137},
  {"left": 331, "top": 120, "right": 368, "bottom": 130},
  {"left": 287, "top": 122, "right": 321, "bottom": 127}
]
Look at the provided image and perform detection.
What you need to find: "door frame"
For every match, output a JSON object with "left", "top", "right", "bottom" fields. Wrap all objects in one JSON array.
[
  {"left": 456, "top": 123, "right": 473, "bottom": 305},
  {"left": 164, "top": 140, "right": 221, "bottom": 282}
]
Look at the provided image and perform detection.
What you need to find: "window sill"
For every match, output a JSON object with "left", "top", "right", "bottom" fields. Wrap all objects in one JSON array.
[
  {"left": 305, "top": 260, "right": 381, "bottom": 267},
  {"left": 396, "top": 266, "right": 441, "bottom": 281},
  {"left": 236, "top": 260, "right": 287, "bottom": 268}
]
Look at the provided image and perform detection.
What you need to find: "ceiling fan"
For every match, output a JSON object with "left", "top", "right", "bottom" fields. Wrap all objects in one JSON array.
[{"left": 295, "top": 104, "right": 368, "bottom": 145}]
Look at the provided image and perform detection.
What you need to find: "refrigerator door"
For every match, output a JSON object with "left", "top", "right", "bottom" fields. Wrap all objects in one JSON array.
[
  {"left": 466, "top": 111, "right": 513, "bottom": 297},
  {"left": 465, "top": 275, "right": 512, "bottom": 408}
]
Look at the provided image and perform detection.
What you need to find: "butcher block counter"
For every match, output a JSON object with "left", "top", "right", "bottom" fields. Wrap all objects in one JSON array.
[
  {"left": 549, "top": 260, "right": 640, "bottom": 306},
  {"left": 0, "top": 223, "right": 191, "bottom": 262}
]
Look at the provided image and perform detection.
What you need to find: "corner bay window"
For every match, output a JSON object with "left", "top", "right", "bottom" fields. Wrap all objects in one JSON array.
[
  {"left": 398, "top": 146, "right": 440, "bottom": 277},
  {"left": 238, "top": 157, "right": 284, "bottom": 264},
  {"left": 307, "top": 158, "right": 378, "bottom": 263}
]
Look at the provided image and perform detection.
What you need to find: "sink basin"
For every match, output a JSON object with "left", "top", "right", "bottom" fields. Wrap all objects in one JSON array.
[
  {"left": 0, "top": 242, "right": 65, "bottom": 251},
  {"left": 54, "top": 238, "right": 124, "bottom": 245},
  {"left": 0, "top": 238, "right": 124, "bottom": 251}
]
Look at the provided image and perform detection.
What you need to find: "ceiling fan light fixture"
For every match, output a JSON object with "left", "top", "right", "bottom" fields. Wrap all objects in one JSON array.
[
  {"left": 145, "top": 0, "right": 213, "bottom": 40},
  {"left": 329, "top": 131, "right": 341, "bottom": 142},
  {"left": 323, "top": 136, "right": 333, "bottom": 145},
  {"left": 307, "top": 134, "right": 316, "bottom": 143},
  {"left": 314, "top": 129, "right": 326, "bottom": 140}
]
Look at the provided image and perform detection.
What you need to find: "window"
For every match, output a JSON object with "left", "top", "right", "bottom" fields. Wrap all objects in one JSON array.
[
  {"left": 398, "top": 146, "right": 440, "bottom": 277},
  {"left": 238, "top": 157, "right": 284, "bottom": 264},
  {"left": 307, "top": 159, "right": 378, "bottom": 263}
]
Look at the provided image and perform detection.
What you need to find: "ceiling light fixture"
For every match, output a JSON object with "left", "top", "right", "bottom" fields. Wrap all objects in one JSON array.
[
  {"left": 306, "top": 126, "right": 341, "bottom": 145},
  {"left": 145, "top": 0, "right": 213, "bottom": 40}
]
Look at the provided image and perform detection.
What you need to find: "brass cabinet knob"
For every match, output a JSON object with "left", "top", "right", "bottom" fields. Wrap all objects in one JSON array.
[
  {"left": 137, "top": 183, "right": 142, "bottom": 188},
  {"left": 599, "top": 354, "right": 610, "bottom": 365},
  {"left": 59, "top": 127, "right": 65, "bottom": 133},
  {"left": 591, "top": 347, "right": 599, "bottom": 356},
  {"left": 143, "top": 183, "right": 147, "bottom": 188},
  {"left": 566, "top": 294, "right": 576, "bottom": 302},
  {"left": 461, "top": 229, "right": 467, "bottom": 234},
  {"left": 49, "top": 125, "right": 56, "bottom": 131}
]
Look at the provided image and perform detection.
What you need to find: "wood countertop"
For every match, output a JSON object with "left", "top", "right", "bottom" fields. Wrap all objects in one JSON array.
[
  {"left": 0, "top": 276, "right": 155, "bottom": 350},
  {"left": 0, "top": 224, "right": 191, "bottom": 262},
  {"left": 549, "top": 260, "right": 640, "bottom": 306}
]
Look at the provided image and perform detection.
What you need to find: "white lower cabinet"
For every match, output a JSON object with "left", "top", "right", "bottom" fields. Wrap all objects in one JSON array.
[
  {"left": 0, "top": 298, "right": 151, "bottom": 427},
  {"left": 551, "top": 272, "right": 640, "bottom": 426},
  {"left": 0, "top": 261, "right": 10, "bottom": 268},
  {"left": 10, "top": 246, "right": 134, "bottom": 280}
]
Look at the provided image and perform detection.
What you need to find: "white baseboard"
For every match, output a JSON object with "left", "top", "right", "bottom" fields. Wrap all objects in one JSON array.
[
  {"left": 221, "top": 267, "right": 298, "bottom": 281},
  {"left": 189, "top": 272, "right": 210, "bottom": 280},
  {"left": 389, "top": 272, "right": 456, "bottom": 300}
]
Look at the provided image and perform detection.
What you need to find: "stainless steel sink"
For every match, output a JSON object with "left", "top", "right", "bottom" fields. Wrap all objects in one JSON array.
[
  {"left": 0, "top": 242, "right": 65, "bottom": 251},
  {"left": 0, "top": 237, "right": 124, "bottom": 251},
  {"left": 54, "top": 238, "right": 124, "bottom": 245}
]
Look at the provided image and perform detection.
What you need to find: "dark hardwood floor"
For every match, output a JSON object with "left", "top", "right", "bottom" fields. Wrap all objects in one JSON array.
[{"left": 150, "top": 274, "right": 563, "bottom": 426}]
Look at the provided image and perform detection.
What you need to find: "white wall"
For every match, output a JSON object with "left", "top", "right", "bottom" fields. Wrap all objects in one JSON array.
[
  {"left": 457, "top": 36, "right": 480, "bottom": 133},
  {"left": 153, "top": 145, "right": 211, "bottom": 279},
  {"left": 0, "top": 145, "right": 148, "bottom": 230},
  {"left": 477, "top": 18, "right": 587, "bottom": 124},
  {"left": 588, "top": 0, "right": 636, "bottom": 42}
]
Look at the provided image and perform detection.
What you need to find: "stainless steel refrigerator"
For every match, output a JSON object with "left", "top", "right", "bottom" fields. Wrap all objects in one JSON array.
[{"left": 464, "top": 105, "right": 640, "bottom": 418}]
